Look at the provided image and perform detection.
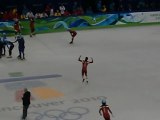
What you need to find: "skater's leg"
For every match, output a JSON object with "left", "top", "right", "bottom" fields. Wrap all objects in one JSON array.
[
  {"left": 22, "top": 48, "right": 25, "bottom": 59},
  {"left": 70, "top": 37, "right": 74, "bottom": 44},
  {"left": 70, "top": 33, "right": 76, "bottom": 44},
  {"left": 30, "top": 28, "right": 35, "bottom": 37},
  {"left": 22, "top": 105, "right": 29, "bottom": 120},
  {"left": 84, "top": 71, "right": 88, "bottom": 79},
  {"left": 84, "top": 71, "right": 88, "bottom": 83},
  {"left": 18, "top": 47, "right": 24, "bottom": 59},
  {"left": 18, "top": 50, "right": 22, "bottom": 59},
  {"left": 2, "top": 45, "right": 5, "bottom": 55},
  {"left": 22, "top": 51, "right": 25, "bottom": 60},
  {"left": 82, "top": 71, "right": 85, "bottom": 82},
  {"left": 8, "top": 45, "right": 14, "bottom": 57}
]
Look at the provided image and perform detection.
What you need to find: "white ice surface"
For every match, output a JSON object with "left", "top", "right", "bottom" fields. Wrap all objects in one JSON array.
[{"left": 0, "top": 25, "right": 160, "bottom": 120}]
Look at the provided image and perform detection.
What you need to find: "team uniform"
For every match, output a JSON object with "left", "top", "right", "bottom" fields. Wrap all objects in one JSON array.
[
  {"left": 99, "top": 105, "right": 111, "bottom": 120},
  {"left": 68, "top": 29, "right": 77, "bottom": 44},
  {"left": 81, "top": 60, "right": 90, "bottom": 78},
  {"left": 30, "top": 18, "right": 35, "bottom": 37},
  {"left": 99, "top": 100, "right": 113, "bottom": 120},
  {"left": 78, "top": 56, "right": 93, "bottom": 83},
  {"left": 14, "top": 20, "right": 21, "bottom": 35}
]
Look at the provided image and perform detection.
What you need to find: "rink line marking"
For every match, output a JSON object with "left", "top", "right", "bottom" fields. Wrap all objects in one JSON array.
[{"left": 0, "top": 74, "right": 62, "bottom": 84}]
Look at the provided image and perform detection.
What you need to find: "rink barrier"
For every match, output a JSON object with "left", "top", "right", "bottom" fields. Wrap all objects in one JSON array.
[{"left": 0, "top": 11, "right": 160, "bottom": 35}]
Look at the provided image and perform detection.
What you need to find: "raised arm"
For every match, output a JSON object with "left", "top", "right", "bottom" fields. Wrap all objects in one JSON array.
[
  {"left": 78, "top": 55, "right": 82, "bottom": 62},
  {"left": 90, "top": 57, "right": 93, "bottom": 63}
]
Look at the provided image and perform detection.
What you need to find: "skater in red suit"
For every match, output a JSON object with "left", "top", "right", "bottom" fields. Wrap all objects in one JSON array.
[
  {"left": 78, "top": 55, "right": 93, "bottom": 83},
  {"left": 99, "top": 99, "right": 113, "bottom": 120},
  {"left": 67, "top": 29, "right": 77, "bottom": 44},
  {"left": 14, "top": 19, "right": 21, "bottom": 35},
  {"left": 29, "top": 17, "right": 35, "bottom": 37}
]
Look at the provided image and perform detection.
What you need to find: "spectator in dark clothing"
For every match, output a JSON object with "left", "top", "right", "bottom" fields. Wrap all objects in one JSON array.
[{"left": 22, "top": 88, "right": 31, "bottom": 120}]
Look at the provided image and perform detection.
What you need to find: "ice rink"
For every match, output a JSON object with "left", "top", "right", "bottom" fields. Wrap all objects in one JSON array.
[{"left": 0, "top": 25, "right": 160, "bottom": 120}]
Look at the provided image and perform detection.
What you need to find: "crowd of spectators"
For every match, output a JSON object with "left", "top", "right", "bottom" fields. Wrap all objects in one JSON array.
[{"left": 0, "top": 0, "right": 160, "bottom": 21}]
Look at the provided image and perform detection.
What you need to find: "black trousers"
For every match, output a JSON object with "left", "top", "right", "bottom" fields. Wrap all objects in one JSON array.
[
  {"left": 9, "top": 45, "right": 14, "bottom": 56},
  {"left": 18, "top": 47, "right": 25, "bottom": 59},
  {"left": 22, "top": 105, "right": 29, "bottom": 119}
]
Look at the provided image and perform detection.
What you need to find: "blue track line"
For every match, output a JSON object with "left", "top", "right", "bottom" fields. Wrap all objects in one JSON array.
[{"left": 0, "top": 74, "right": 62, "bottom": 84}]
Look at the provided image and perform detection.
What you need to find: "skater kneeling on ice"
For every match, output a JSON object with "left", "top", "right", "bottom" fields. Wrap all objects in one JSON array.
[
  {"left": 5, "top": 40, "right": 14, "bottom": 58},
  {"left": 1, "top": 33, "right": 14, "bottom": 58},
  {"left": 13, "top": 34, "right": 25, "bottom": 60}
]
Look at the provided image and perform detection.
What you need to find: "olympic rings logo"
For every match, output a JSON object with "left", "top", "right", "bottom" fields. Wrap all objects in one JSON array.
[{"left": 28, "top": 106, "right": 89, "bottom": 120}]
